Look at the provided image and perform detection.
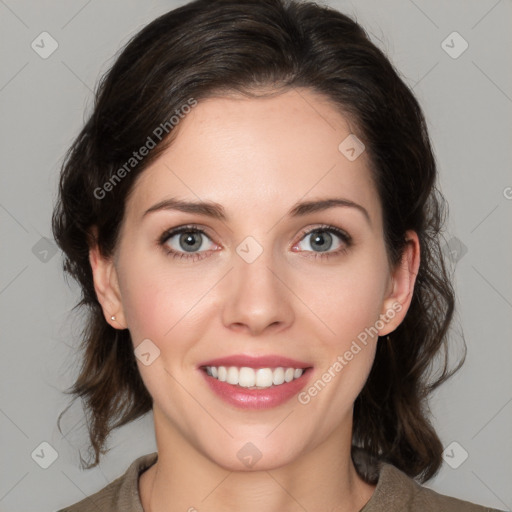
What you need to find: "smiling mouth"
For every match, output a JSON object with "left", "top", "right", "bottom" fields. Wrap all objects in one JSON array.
[{"left": 202, "top": 365, "right": 312, "bottom": 390}]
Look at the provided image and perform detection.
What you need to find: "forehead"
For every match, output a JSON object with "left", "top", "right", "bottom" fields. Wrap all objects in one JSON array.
[{"left": 124, "top": 88, "right": 381, "bottom": 229}]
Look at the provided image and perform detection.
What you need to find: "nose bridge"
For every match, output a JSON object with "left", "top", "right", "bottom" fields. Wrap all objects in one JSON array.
[
  {"left": 234, "top": 235, "right": 281, "bottom": 302},
  {"left": 221, "top": 233, "right": 294, "bottom": 334},
  {"left": 235, "top": 238, "right": 276, "bottom": 289}
]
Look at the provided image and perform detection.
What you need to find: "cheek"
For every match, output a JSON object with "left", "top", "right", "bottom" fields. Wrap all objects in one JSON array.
[
  {"left": 301, "top": 252, "right": 389, "bottom": 350},
  {"left": 118, "top": 253, "right": 213, "bottom": 347},
  {"left": 294, "top": 249, "right": 387, "bottom": 412},
  {"left": 297, "top": 265, "right": 384, "bottom": 425},
  {"left": 118, "top": 260, "right": 216, "bottom": 400}
]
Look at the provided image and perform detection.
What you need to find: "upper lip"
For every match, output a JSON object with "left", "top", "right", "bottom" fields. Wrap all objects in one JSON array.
[{"left": 198, "top": 354, "right": 312, "bottom": 370}]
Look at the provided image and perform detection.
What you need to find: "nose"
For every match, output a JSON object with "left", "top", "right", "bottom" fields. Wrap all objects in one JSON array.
[{"left": 220, "top": 245, "right": 295, "bottom": 337}]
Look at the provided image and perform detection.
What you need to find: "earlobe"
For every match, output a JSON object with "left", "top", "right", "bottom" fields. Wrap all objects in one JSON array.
[
  {"left": 88, "top": 229, "right": 126, "bottom": 329},
  {"left": 378, "top": 230, "right": 420, "bottom": 336}
]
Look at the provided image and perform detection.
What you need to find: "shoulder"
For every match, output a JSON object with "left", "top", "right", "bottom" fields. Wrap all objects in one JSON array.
[
  {"left": 362, "top": 461, "right": 504, "bottom": 512},
  {"left": 352, "top": 447, "right": 503, "bottom": 512},
  {"left": 56, "top": 452, "right": 158, "bottom": 512}
]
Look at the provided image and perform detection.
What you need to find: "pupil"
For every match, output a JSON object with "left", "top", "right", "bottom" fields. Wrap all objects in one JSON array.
[
  {"left": 180, "top": 232, "right": 201, "bottom": 252},
  {"left": 311, "top": 231, "right": 332, "bottom": 252}
]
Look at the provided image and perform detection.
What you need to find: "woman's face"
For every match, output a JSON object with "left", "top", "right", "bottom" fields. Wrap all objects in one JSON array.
[{"left": 92, "top": 88, "right": 417, "bottom": 471}]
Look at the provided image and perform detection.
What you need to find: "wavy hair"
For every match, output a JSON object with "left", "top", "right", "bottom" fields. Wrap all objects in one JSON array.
[{"left": 52, "top": 0, "right": 465, "bottom": 482}]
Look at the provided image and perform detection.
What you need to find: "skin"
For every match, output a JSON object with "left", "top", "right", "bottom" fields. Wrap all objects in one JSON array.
[{"left": 89, "top": 88, "right": 420, "bottom": 512}]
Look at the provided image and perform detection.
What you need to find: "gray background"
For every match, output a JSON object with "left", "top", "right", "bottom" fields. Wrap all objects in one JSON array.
[{"left": 1, "top": 0, "right": 511, "bottom": 511}]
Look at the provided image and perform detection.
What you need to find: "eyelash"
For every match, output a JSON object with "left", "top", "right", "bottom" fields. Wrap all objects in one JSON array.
[{"left": 158, "top": 224, "right": 352, "bottom": 262}]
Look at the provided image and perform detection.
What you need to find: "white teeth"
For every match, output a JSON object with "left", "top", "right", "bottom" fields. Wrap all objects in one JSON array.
[
  {"left": 226, "top": 366, "right": 238, "bottom": 385},
  {"left": 273, "top": 367, "right": 285, "bottom": 385},
  {"left": 205, "top": 366, "right": 305, "bottom": 389},
  {"left": 238, "top": 367, "right": 255, "bottom": 388},
  {"left": 255, "top": 368, "right": 273, "bottom": 387},
  {"left": 217, "top": 366, "right": 227, "bottom": 382}
]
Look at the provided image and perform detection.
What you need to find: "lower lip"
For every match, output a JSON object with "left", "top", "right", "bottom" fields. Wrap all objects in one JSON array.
[{"left": 200, "top": 368, "right": 312, "bottom": 410}]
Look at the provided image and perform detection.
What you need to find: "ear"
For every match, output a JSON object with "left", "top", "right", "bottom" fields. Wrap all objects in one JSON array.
[
  {"left": 378, "top": 230, "right": 420, "bottom": 336},
  {"left": 88, "top": 226, "right": 126, "bottom": 329}
]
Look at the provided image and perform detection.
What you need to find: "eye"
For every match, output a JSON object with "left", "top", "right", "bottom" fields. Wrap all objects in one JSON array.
[
  {"left": 158, "top": 223, "right": 352, "bottom": 262},
  {"left": 159, "top": 225, "right": 218, "bottom": 261},
  {"left": 293, "top": 225, "right": 352, "bottom": 259}
]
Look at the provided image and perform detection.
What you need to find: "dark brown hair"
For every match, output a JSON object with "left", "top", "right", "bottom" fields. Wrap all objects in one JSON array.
[{"left": 52, "top": 0, "right": 465, "bottom": 482}]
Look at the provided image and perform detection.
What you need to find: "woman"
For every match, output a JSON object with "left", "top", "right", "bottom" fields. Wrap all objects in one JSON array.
[{"left": 52, "top": 0, "right": 503, "bottom": 510}]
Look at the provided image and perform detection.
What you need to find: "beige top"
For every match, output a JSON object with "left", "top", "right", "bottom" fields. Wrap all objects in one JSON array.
[{"left": 57, "top": 451, "right": 503, "bottom": 512}]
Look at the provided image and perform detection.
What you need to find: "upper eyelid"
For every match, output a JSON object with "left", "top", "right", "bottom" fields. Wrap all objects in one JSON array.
[{"left": 296, "top": 224, "right": 350, "bottom": 240}]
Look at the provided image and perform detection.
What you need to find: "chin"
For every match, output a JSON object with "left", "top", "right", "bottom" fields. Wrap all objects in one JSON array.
[{"left": 199, "top": 436, "right": 301, "bottom": 472}]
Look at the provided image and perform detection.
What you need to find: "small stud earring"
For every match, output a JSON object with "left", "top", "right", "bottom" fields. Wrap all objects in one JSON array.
[{"left": 111, "top": 315, "right": 116, "bottom": 321}]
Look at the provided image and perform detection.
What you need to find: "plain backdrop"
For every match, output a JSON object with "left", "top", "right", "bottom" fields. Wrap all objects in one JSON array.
[{"left": 0, "top": 1, "right": 511, "bottom": 511}]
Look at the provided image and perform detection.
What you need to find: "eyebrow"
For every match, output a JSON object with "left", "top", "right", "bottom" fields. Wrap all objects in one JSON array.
[{"left": 142, "top": 197, "right": 371, "bottom": 225}]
